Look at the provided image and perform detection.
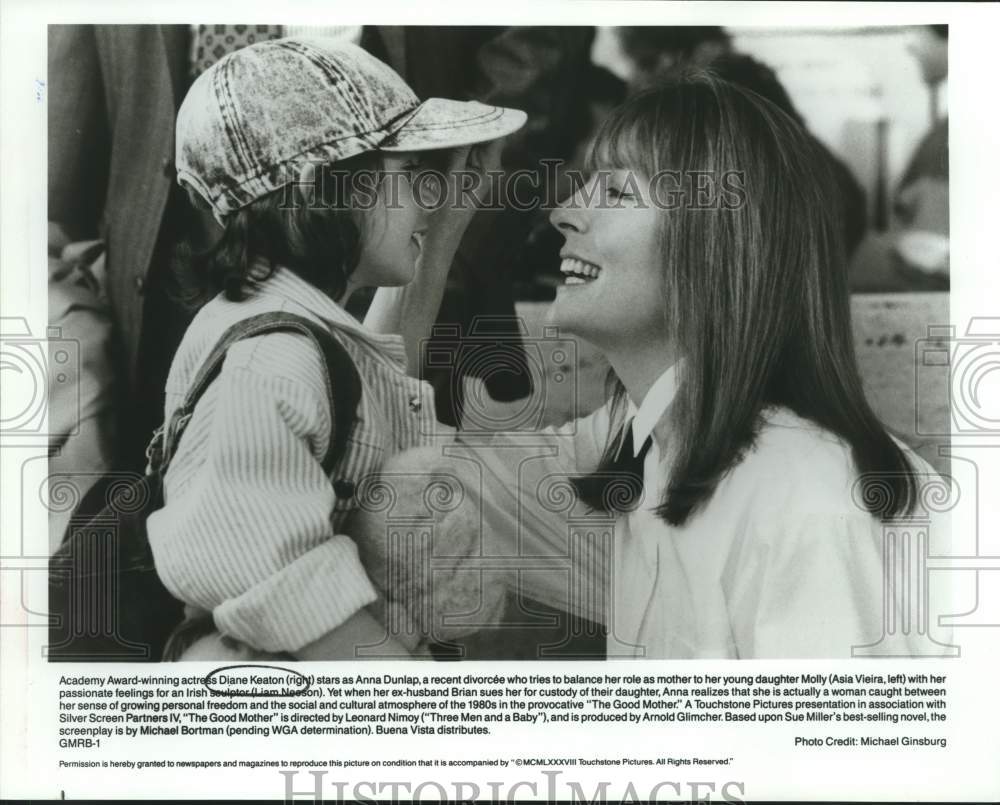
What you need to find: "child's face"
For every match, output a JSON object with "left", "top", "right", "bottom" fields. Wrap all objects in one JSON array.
[
  {"left": 352, "top": 152, "right": 430, "bottom": 288},
  {"left": 547, "top": 167, "right": 669, "bottom": 351}
]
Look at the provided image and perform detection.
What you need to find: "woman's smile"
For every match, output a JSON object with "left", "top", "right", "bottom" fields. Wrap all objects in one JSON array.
[
  {"left": 547, "top": 169, "right": 667, "bottom": 350},
  {"left": 558, "top": 252, "right": 603, "bottom": 287}
]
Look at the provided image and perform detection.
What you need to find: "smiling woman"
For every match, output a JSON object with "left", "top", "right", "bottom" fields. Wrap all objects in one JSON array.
[
  {"left": 549, "top": 165, "right": 669, "bottom": 367},
  {"left": 414, "top": 71, "right": 954, "bottom": 659},
  {"left": 556, "top": 73, "right": 920, "bottom": 526}
]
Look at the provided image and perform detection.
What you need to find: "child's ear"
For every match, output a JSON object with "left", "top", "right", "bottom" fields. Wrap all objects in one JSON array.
[
  {"left": 183, "top": 185, "right": 213, "bottom": 213},
  {"left": 296, "top": 160, "right": 319, "bottom": 192}
]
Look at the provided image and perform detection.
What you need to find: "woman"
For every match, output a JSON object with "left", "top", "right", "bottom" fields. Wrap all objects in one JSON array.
[
  {"left": 146, "top": 38, "right": 524, "bottom": 660},
  {"left": 397, "top": 71, "right": 950, "bottom": 659}
]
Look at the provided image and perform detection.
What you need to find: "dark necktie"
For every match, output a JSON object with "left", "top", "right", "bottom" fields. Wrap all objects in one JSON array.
[{"left": 572, "top": 419, "right": 653, "bottom": 514}]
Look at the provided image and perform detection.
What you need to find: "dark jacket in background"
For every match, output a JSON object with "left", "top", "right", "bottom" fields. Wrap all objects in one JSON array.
[{"left": 48, "top": 25, "right": 197, "bottom": 468}]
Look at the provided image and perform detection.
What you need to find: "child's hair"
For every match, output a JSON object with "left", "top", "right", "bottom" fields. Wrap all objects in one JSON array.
[
  {"left": 572, "top": 71, "right": 916, "bottom": 525},
  {"left": 173, "top": 151, "right": 381, "bottom": 308}
]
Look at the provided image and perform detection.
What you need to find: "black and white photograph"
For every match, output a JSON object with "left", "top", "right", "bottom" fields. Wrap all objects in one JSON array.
[
  {"left": 44, "top": 21, "right": 955, "bottom": 663},
  {"left": 2, "top": 2, "right": 998, "bottom": 802}
]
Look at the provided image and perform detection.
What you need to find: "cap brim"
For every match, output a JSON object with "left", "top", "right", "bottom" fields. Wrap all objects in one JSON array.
[{"left": 378, "top": 98, "right": 527, "bottom": 152}]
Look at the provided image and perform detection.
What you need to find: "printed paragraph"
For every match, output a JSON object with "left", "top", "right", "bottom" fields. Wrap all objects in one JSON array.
[{"left": 56, "top": 669, "right": 948, "bottom": 750}]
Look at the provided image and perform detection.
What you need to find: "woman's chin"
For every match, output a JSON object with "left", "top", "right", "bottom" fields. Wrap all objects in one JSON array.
[{"left": 546, "top": 291, "right": 587, "bottom": 335}]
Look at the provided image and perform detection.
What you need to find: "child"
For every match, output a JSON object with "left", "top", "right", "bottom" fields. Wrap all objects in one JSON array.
[{"left": 147, "top": 38, "right": 524, "bottom": 660}]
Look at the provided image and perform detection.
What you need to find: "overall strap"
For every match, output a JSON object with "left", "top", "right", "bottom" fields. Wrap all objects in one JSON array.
[{"left": 154, "top": 312, "right": 362, "bottom": 475}]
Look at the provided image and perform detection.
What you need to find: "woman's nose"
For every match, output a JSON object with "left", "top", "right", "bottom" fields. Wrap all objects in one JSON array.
[{"left": 549, "top": 186, "right": 589, "bottom": 235}]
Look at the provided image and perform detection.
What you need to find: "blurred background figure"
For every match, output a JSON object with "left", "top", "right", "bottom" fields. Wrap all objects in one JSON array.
[
  {"left": 892, "top": 24, "right": 949, "bottom": 289},
  {"left": 701, "top": 52, "right": 868, "bottom": 258},
  {"left": 617, "top": 25, "right": 732, "bottom": 88},
  {"left": 593, "top": 24, "right": 949, "bottom": 293},
  {"left": 48, "top": 25, "right": 327, "bottom": 483},
  {"left": 613, "top": 28, "right": 867, "bottom": 258}
]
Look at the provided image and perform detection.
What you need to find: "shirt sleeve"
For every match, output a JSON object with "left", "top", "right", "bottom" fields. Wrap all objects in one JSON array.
[
  {"left": 725, "top": 511, "right": 891, "bottom": 658},
  {"left": 725, "top": 474, "right": 955, "bottom": 659},
  {"left": 726, "top": 436, "right": 956, "bottom": 658},
  {"left": 148, "top": 342, "right": 378, "bottom": 653},
  {"left": 453, "top": 404, "right": 614, "bottom": 624}
]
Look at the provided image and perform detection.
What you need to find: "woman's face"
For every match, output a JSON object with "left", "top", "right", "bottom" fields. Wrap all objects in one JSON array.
[
  {"left": 547, "top": 168, "right": 669, "bottom": 349},
  {"left": 352, "top": 152, "right": 430, "bottom": 288}
]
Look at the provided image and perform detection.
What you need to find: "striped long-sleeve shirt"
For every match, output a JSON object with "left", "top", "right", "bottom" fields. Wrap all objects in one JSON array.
[{"left": 146, "top": 267, "right": 447, "bottom": 653}]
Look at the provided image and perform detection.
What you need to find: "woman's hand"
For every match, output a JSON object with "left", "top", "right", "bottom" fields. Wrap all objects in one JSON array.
[
  {"left": 419, "top": 139, "right": 505, "bottom": 270},
  {"left": 363, "top": 137, "right": 508, "bottom": 376},
  {"left": 294, "top": 607, "right": 417, "bottom": 661}
]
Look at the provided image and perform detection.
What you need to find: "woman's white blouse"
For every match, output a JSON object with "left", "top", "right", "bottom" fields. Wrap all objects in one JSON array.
[{"left": 458, "top": 367, "right": 954, "bottom": 659}]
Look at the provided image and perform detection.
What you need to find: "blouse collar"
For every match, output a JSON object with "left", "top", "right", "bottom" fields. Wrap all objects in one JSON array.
[{"left": 625, "top": 362, "right": 682, "bottom": 457}]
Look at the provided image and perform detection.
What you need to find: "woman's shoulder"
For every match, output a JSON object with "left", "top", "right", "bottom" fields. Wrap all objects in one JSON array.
[
  {"left": 749, "top": 405, "right": 935, "bottom": 477},
  {"left": 721, "top": 407, "right": 888, "bottom": 520},
  {"left": 721, "top": 406, "right": 940, "bottom": 528}
]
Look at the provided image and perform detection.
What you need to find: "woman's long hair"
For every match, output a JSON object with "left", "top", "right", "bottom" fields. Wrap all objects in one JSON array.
[{"left": 573, "top": 72, "right": 916, "bottom": 525}]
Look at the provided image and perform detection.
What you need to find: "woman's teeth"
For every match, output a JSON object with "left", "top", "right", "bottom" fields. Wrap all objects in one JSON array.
[{"left": 559, "top": 257, "right": 601, "bottom": 284}]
